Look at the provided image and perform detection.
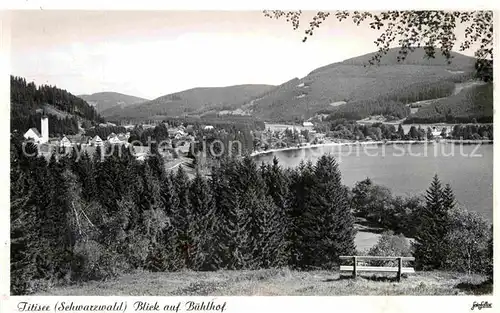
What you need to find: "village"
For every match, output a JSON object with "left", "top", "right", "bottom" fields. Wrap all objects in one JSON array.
[
  {"left": 22, "top": 114, "right": 462, "bottom": 165},
  {"left": 21, "top": 115, "right": 202, "bottom": 165}
]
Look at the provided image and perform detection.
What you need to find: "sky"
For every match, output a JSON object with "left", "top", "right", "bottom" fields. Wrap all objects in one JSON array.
[{"left": 9, "top": 10, "right": 477, "bottom": 100}]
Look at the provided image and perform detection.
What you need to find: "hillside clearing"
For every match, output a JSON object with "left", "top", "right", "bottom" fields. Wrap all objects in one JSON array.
[{"left": 38, "top": 269, "right": 491, "bottom": 296}]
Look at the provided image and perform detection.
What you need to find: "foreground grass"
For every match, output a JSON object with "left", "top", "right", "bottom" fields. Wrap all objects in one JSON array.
[{"left": 39, "top": 269, "right": 492, "bottom": 296}]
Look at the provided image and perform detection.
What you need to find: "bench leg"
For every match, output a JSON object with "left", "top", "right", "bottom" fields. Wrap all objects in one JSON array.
[
  {"left": 352, "top": 256, "right": 357, "bottom": 279},
  {"left": 397, "top": 257, "right": 402, "bottom": 282}
]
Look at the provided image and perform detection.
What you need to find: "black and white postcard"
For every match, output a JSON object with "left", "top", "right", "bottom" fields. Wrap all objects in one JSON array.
[{"left": 1, "top": 4, "right": 496, "bottom": 313}]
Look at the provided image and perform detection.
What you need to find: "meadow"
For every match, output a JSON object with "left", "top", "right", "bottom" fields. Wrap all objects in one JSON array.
[{"left": 39, "top": 269, "right": 491, "bottom": 296}]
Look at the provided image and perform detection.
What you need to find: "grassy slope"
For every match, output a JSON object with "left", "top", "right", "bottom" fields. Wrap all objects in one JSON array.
[
  {"left": 39, "top": 269, "right": 491, "bottom": 296},
  {"left": 42, "top": 104, "right": 73, "bottom": 119}
]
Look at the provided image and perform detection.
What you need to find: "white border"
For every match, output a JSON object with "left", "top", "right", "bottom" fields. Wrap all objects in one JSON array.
[
  {"left": 0, "top": 0, "right": 496, "bottom": 10},
  {"left": 0, "top": 1, "right": 498, "bottom": 313}
]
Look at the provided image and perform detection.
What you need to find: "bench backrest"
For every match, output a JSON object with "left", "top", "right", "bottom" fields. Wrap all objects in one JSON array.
[
  {"left": 340, "top": 255, "right": 415, "bottom": 281},
  {"left": 339, "top": 256, "right": 415, "bottom": 261}
]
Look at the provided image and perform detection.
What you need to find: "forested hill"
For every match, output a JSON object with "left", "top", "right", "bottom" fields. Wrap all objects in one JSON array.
[
  {"left": 342, "top": 48, "right": 476, "bottom": 67},
  {"left": 100, "top": 84, "right": 276, "bottom": 120},
  {"left": 247, "top": 47, "right": 478, "bottom": 121},
  {"left": 11, "top": 76, "right": 105, "bottom": 136},
  {"left": 78, "top": 92, "right": 149, "bottom": 113},
  {"left": 309, "top": 48, "right": 475, "bottom": 76}
]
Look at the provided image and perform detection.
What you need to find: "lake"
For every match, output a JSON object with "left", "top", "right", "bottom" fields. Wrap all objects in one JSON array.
[{"left": 254, "top": 143, "right": 493, "bottom": 221}]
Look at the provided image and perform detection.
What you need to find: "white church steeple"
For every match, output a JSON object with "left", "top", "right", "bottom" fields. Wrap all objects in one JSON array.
[{"left": 41, "top": 114, "right": 49, "bottom": 144}]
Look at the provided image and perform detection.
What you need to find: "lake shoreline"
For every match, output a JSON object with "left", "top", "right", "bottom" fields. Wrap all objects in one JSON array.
[{"left": 250, "top": 139, "right": 493, "bottom": 157}]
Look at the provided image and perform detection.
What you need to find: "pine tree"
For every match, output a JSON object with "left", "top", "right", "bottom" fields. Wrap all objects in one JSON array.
[
  {"left": 309, "top": 155, "right": 356, "bottom": 268},
  {"left": 160, "top": 172, "right": 179, "bottom": 216},
  {"left": 397, "top": 124, "right": 405, "bottom": 140},
  {"left": 117, "top": 196, "right": 150, "bottom": 269},
  {"left": 10, "top": 180, "right": 42, "bottom": 294},
  {"left": 147, "top": 146, "right": 166, "bottom": 181},
  {"left": 133, "top": 162, "right": 167, "bottom": 270},
  {"left": 408, "top": 126, "right": 419, "bottom": 139},
  {"left": 413, "top": 174, "right": 452, "bottom": 270},
  {"left": 210, "top": 158, "right": 249, "bottom": 269},
  {"left": 252, "top": 193, "right": 288, "bottom": 268},
  {"left": 287, "top": 160, "right": 317, "bottom": 268},
  {"left": 156, "top": 172, "right": 182, "bottom": 272},
  {"left": 261, "top": 157, "right": 289, "bottom": 212},
  {"left": 442, "top": 183, "right": 456, "bottom": 212},
  {"left": 172, "top": 166, "right": 192, "bottom": 268},
  {"left": 92, "top": 145, "right": 103, "bottom": 164},
  {"left": 72, "top": 151, "right": 96, "bottom": 202},
  {"left": 45, "top": 155, "right": 74, "bottom": 279},
  {"left": 260, "top": 157, "right": 289, "bottom": 267},
  {"left": 187, "top": 171, "right": 216, "bottom": 270},
  {"left": 234, "top": 156, "right": 287, "bottom": 269}
]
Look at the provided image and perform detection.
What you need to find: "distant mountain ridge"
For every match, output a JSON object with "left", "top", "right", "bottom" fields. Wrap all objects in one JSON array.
[
  {"left": 78, "top": 92, "right": 149, "bottom": 113},
  {"left": 100, "top": 84, "right": 275, "bottom": 120},
  {"left": 78, "top": 47, "right": 485, "bottom": 122}
]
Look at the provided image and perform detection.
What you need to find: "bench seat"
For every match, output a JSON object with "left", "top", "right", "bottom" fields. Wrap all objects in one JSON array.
[{"left": 340, "top": 265, "right": 415, "bottom": 273}]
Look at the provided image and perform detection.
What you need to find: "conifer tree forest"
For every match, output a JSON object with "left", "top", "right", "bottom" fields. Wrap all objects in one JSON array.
[
  {"left": 11, "top": 133, "right": 359, "bottom": 294},
  {"left": 11, "top": 129, "right": 493, "bottom": 295},
  {"left": 10, "top": 76, "right": 104, "bottom": 136}
]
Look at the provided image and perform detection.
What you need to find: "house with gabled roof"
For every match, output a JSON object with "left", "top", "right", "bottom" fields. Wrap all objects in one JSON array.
[
  {"left": 60, "top": 136, "right": 72, "bottom": 148},
  {"left": 91, "top": 135, "right": 103, "bottom": 147},
  {"left": 24, "top": 128, "right": 43, "bottom": 143}
]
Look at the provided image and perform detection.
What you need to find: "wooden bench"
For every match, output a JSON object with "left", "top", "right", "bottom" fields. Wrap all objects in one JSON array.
[{"left": 339, "top": 256, "right": 415, "bottom": 282}]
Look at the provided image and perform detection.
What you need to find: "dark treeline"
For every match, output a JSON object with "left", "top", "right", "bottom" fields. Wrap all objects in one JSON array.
[
  {"left": 315, "top": 120, "right": 403, "bottom": 141},
  {"left": 314, "top": 119, "right": 493, "bottom": 141},
  {"left": 113, "top": 117, "right": 266, "bottom": 131},
  {"left": 190, "top": 128, "right": 255, "bottom": 159},
  {"left": 11, "top": 76, "right": 104, "bottom": 135},
  {"left": 322, "top": 80, "right": 458, "bottom": 121},
  {"left": 451, "top": 124, "right": 494, "bottom": 140},
  {"left": 11, "top": 136, "right": 356, "bottom": 294},
  {"left": 128, "top": 124, "right": 172, "bottom": 145},
  {"left": 12, "top": 112, "right": 80, "bottom": 137},
  {"left": 405, "top": 83, "right": 493, "bottom": 124}
]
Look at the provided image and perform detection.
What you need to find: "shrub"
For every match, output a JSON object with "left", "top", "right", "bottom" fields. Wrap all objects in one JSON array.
[
  {"left": 351, "top": 179, "right": 423, "bottom": 237},
  {"left": 71, "top": 239, "right": 129, "bottom": 281},
  {"left": 443, "top": 207, "right": 492, "bottom": 275},
  {"left": 367, "top": 231, "right": 413, "bottom": 267},
  {"left": 486, "top": 226, "right": 493, "bottom": 281},
  {"left": 351, "top": 179, "right": 393, "bottom": 223}
]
